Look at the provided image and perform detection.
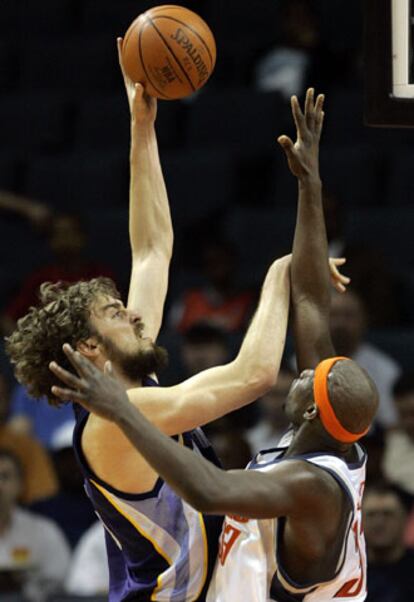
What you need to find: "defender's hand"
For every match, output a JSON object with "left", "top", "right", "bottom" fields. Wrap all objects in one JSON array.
[
  {"left": 277, "top": 87, "right": 324, "bottom": 180},
  {"left": 329, "top": 257, "right": 350, "bottom": 293},
  {"left": 49, "top": 344, "right": 130, "bottom": 422},
  {"left": 117, "top": 37, "right": 157, "bottom": 125}
]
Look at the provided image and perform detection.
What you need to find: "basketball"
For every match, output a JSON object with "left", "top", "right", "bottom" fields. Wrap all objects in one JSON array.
[{"left": 121, "top": 5, "right": 216, "bottom": 100}]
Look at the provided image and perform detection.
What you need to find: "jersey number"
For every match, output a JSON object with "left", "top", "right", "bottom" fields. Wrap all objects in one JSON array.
[{"left": 218, "top": 524, "right": 241, "bottom": 566}]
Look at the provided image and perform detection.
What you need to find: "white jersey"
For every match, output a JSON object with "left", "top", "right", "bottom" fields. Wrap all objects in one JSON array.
[{"left": 207, "top": 432, "right": 367, "bottom": 602}]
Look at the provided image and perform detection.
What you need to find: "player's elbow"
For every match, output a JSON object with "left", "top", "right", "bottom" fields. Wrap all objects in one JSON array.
[
  {"left": 187, "top": 485, "right": 224, "bottom": 515},
  {"left": 242, "top": 363, "right": 275, "bottom": 397}
]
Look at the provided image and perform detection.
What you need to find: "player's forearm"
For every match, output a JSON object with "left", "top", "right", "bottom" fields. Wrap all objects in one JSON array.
[
  {"left": 292, "top": 175, "right": 330, "bottom": 310},
  {"left": 117, "top": 401, "right": 228, "bottom": 512},
  {"left": 236, "top": 259, "right": 290, "bottom": 383},
  {"left": 129, "top": 122, "right": 173, "bottom": 259}
]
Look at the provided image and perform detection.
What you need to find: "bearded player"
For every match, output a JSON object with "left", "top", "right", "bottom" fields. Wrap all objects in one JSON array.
[
  {"left": 48, "top": 89, "right": 379, "bottom": 602},
  {"left": 5, "top": 40, "right": 298, "bottom": 601}
]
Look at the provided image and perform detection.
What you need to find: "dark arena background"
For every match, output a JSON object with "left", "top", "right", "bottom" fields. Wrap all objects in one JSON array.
[{"left": 0, "top": 1, "right": 414, "bottom": 601}]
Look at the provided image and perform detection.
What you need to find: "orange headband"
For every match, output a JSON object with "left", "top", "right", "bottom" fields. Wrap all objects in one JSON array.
[{"left": 313, "top": 357, "right": 369, "bottom": 444}]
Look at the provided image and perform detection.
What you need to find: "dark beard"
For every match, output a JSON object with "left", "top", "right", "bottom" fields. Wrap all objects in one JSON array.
[{"left": 98, "top": 335, "right": 168, "bottom": 381}]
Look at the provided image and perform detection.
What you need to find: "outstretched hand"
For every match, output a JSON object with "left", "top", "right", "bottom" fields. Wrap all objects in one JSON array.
[
  {"left": 329, "top": 257, "right": 350, "bottom": 293},
  {"left": 49, "top": 344, "right": 130, "bottom": 422},
  {"left": 278, "top": 87, "right": 324, "bottom": 180},
  {"left": 117, "top": 37, "right": 157, "bottom": 125}
]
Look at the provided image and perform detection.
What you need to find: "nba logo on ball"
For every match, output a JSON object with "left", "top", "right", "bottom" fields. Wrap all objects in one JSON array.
[{"left": 121, "top": 5, "right": 217, "bottom": 100}]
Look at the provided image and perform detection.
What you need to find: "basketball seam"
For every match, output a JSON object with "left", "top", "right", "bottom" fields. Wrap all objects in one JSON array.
[
  {"left": 138, "top": 17, "right": 170, "bottom": 99},
  {"left": 147, "top": 17, "right": 196, "bottom": 93},
  {"left": 152, "top": 15, "right": 215, "bottom": 68}
]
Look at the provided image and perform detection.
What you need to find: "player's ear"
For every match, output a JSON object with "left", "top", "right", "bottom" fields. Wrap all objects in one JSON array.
[
  {"left": 76, "top": 337, "right": 100, "bottom": 359},
  {"left": 303, "top": 403, "right": 318, "bottom": 421}
]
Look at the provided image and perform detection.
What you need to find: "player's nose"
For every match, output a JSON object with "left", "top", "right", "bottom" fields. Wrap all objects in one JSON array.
[{"left": 129, "top": 311, "right": 142, "bottom": 326}]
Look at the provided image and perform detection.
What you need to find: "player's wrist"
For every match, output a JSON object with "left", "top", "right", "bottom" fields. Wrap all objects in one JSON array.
[{"left": 298, "top": 172, "right": 321, "bottom": 188}]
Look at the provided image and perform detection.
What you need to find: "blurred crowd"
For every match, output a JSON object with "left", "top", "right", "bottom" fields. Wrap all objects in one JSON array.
[{"left": 1, "top": 0, "right": 414, "bottom": 600}]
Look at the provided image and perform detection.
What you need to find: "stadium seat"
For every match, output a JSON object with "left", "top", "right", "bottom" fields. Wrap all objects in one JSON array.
[
  {"left": 385, "top": 151, "right": 414, "bottom": 205},
  {"left": 0, "top": 93, "right": 74, "bottom": 155},
  {"left": 82, "top": 209, "right": 130, "bottom": 293},
  {"left": 75, "top": 95, "right": 185, "bottom": 152},
  {"left": 185, "top": 89, "right": 290, "bottom": 150},
  {"left": 344, "top": 207, "right": 414, "bottom": 269},
  {"left": 75, "top": 96, "right": 129, "bottom": 151},
  {"left": 0, "top": 0, "right": 22, "bottom": 33},
  {"left": 0, "top": 155, "right": 18, "bottom": 190},
  {"left": 204, "top": 0, "right": 280, "bottom": 51},
  {"left": 320, "top": 146, "right": 382, "bottom": 206},
  {"left": 20, "top": 36, "right": 120, "bottom": 96},
  {"left": 24, "top": 153, "right": 128, "bottom": 210},
  {"left": 0, "top": 39, "right": 19, "bottom": 90},
  {"left": 81, "top": 0, "right": 155, "bottom": 33},
  {"left": 223, "top": 207, "right": 296, "bottom": 286},
  {"left": 367, "top": 329, "right": 414, "bottom": 373},
  {"left": 161, "top": 149, "right": 238, "bottom": 231}
]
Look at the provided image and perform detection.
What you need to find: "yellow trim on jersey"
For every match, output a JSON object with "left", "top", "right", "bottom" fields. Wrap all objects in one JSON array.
[{"left": 90, "top": 479, "right": 172, "bottom": 600}]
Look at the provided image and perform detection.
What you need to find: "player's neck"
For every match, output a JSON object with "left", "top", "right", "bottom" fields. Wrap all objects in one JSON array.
[
  {"left": 285, "top": 424, "right": 351, "bottom": 458},
  {"left": 110, "top": 364, "right": 142, "bottom": 390}
]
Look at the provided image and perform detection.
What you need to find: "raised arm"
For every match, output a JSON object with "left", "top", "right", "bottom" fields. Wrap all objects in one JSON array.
[
  {"left": 50, "top": 256, "right": 290, "bottom": 435},
  {"left": 278, "top": 88, "right": 335, "bottom": 371},
  {"left": 49, "top": 349, "right": 336, "bottom": 520},
  {"left": 118, "top": 38, "right": 173, "bottom": 341}
]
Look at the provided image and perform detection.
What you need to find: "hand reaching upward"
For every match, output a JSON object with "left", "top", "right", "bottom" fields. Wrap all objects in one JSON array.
[
  {"left": 278, "top": 88, "right": 324, "bottom": 180},
  {"left": 117, "top": 37, "right": 157, "bottom": 125}
]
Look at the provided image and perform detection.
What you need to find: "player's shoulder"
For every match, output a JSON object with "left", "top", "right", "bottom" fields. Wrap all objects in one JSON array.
[{"left": 274, "top": 459, "right": 344, "bottom": 512}]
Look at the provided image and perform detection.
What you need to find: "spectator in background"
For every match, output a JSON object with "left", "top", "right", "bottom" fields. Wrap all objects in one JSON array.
[
  {"left": 246, "top": 366, "right": 293, "bottom": 454},
  {"left": 361, "top": 423, "right": 386, "bottom": 486},
  {"left": 0, "top": 190, "right": 52, "bottom": 232},
  {"left": 169, "top": 235, "right": 255, "bottom": 334},
  {"left": 364, "top": 483, "right": 414, "bottom": 602},
  {"left": 180, "top": 322, "right": 231, "bottom": 378},
  {"left": 383, "top": 373, "right": 414, "bottom": 503},
  {"left": 254, "top": 0, "right": 326, "bottom": 98},
  {"left": 0, "top": 207, "right": 115, "bottom": 336},
  {"left": 30, "top": 422, "right": 96, "bottom": 548},
  {"left": 0, "top": 449, "right": 70, "bottom": 601},
  {"left": 65, "top": 521, "right": 108, "bottom": 596},
  {"left": 179, "top": 322, "right": 253, "bottom": 467},
  {"left": 330, "top": 289, "right": 400, "bottom": 428},
  {"left": 323, "top": 191, "right": 404, "bottom": 328},
  {"left": 7, "top": 383, "right": 74, "bottom": 450},
  {"left": 0, "top": 369, "right": 58, "bottom": 505}
]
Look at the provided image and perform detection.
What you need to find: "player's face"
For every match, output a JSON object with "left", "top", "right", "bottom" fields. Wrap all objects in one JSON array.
[
  {"left": 89, "top": 296, "right": 167, "bottom": 380},
  {"left": 284, "top": 369, "right": 315, "bottom": 427},
  {"left": 91, "top": 296, "right": 146, "bottom": 355}
]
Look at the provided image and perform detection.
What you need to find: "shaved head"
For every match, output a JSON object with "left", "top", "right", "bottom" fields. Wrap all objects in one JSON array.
[{"left": 327, "top": 360, "right": 379, "bottom": 435}]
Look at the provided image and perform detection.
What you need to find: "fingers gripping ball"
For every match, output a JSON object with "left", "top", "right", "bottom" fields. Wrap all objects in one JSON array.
[{"left": 121, "top": 5, "right": 216, "bottom": 100}]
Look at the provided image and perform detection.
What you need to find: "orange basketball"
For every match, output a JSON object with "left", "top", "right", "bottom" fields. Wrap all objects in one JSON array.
[{"left": 121, "top": 5, "right": 216, "bottom": 100}]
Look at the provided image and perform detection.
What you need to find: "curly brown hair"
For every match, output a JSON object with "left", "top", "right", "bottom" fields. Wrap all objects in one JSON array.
[{"left": 5, "top": 278, "right": 120, "bottom": 406}]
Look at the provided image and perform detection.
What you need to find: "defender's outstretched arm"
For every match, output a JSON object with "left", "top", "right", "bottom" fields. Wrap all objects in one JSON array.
[
  {"left": 278, "top": 89, "right": 339, "bottom": 371},
  {"left": 49, "top": 347, "right": 336, "bottom": 519}
]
